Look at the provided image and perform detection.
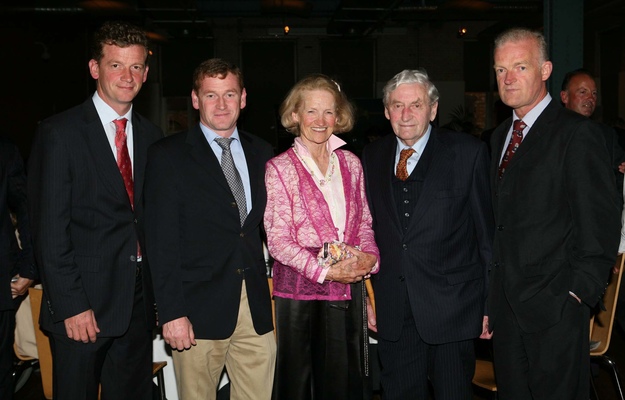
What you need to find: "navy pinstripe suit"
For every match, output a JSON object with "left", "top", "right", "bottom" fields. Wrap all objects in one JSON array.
[{"left": 362, "top": 128, "right": 493, "bottom": 400}]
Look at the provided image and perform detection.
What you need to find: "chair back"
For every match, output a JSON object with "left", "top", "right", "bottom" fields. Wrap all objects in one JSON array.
[
  {"left": 28, "top": 287, "right": 54, "bottom": 399},
  {"left": 590, "top": 253, "right": 625, "bottom": 356}
]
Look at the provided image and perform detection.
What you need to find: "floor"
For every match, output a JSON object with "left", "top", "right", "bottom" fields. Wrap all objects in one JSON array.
[{"left": 13, "top": 328, "right": 625, "bottom": 400}]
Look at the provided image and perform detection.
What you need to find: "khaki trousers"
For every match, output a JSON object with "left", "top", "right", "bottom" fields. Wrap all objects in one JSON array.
[{"left": 172, "top": 281, "right": 276, "bottom": 400}]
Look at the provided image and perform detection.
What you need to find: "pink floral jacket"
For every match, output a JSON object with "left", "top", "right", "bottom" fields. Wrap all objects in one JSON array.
[{"left": 264, "top": 147, "right": 379, "bottom": 301}]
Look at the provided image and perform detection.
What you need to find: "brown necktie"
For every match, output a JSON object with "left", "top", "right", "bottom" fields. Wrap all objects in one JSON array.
[
  {"left": 396, "top": 148, "right": 416, "bottom": 181},
  {"left": 498, "top": 119, "right": 526, "bottom": 178}
]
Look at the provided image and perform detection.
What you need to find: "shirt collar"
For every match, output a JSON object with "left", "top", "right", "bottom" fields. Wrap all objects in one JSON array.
[
  {"left": 92, "top": 91, "right": 132, "bottom": 124},
  {"left": 395, "top": 123, "right": 431, "bottom": 155},
  {"left": 293, "top": 134, "right": 347, "bottom": 157},
  {"left": 512, "top": 93, "right": 552, "bottom": 130},
  {"left": 199, "top": 123, "right": 241, "bottom": 145}
]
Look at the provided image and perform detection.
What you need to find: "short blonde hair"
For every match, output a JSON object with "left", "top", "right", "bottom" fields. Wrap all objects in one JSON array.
[{"left": 279, "top": 74, "right": 354, "bottom": 136}]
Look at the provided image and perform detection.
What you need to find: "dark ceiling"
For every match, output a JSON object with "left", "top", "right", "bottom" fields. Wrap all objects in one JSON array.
[{"left": 1, "top": 0, "right": 624, "bottom": 41}]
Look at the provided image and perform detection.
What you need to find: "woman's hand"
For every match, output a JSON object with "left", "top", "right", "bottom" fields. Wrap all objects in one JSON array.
[{"left": 326, "top": 257, "right": 362, "bottom": 284}]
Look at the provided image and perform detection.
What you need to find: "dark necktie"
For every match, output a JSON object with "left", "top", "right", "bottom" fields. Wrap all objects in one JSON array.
[
  {"left": 498, "top": 119, "right": 526, "bottom": 178},
  {"left": 113, "top": 118, "right": 141, "bottom": 259},
  {"left": 113, "top": 118, "right": 134, "bottom": 207},
  {"left": 215, "top": 137, "right": 247, "bottom": 226},
  {"left": 396, "top": 148, "right": 416, "bottom": 181}
]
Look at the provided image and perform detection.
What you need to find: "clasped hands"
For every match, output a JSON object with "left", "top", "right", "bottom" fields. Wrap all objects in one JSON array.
[{"left": 325, "top": 245, "right": 376, "bottom": 284}]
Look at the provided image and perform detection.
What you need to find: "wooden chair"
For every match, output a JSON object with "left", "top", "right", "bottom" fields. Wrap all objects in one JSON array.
[
  {"left": 472, "top": 359, "right": 497, "bottom": 399},
  {"left": 268, "top": 277, "right": 276, "bottom": 336},
  {"left": 28, "top": 287, "right": 168, "bottom": 400},
  {"left": 590, "top": 253, "right": 625, "bottom": 400},
  {"left": 28, "top": 287, "right": 53, "bottom": 399}
]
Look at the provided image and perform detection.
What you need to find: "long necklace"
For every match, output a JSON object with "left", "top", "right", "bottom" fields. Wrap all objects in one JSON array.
[{"left": 293, "top": 146, "right": 336, "bottom": 187}]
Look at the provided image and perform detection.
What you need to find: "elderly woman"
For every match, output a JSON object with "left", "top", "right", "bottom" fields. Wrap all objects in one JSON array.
[{"left": 264, "top": 74, "right": 379, "bottom": 399}]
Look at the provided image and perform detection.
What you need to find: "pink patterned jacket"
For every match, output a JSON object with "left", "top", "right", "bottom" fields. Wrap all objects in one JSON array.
[{"left": 265, "top": 147, "right": 379, "bottom": 301}]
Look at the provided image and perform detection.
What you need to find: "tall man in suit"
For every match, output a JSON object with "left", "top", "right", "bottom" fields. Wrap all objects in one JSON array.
[
  {"left": 0, "top": 140, "right": 35, "bottom": 399},
  {"left": 28, "top": 21, "right": 163, "bottom": 400},
  {"left": 361, "top": 69, "right": 493, "bottom": 400},
  {"left": 144, "top": 58, "right": 275, "bottom": 400},
  {"left": 488, "top": 28, "right": 620, "bottom": 399}
]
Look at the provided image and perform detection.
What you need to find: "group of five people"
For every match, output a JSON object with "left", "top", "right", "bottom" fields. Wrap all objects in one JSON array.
[{"left": 1, "top": 19, "right": 621, "bottom": 400}]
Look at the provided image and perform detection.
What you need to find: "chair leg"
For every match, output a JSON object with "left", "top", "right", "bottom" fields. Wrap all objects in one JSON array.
[
  {"left": 601, "top": 355, "right": 625, "bottom": 400},
  {"left": 156, "top": 369, "right": 166, "bottom": 400}
]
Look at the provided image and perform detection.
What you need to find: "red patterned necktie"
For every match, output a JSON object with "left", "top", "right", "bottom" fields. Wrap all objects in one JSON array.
[
  {"left": 396, "top": 148, "right": 416, "bottom": 181},
  {"left": 498, "top": 119, "right": 526, "bottom": 178},
  {"left": 113, "top": 118, "right": 134, "bottom": 207},
  {"left": 113, "top": 118, "right": 141, "bottom": 259}
]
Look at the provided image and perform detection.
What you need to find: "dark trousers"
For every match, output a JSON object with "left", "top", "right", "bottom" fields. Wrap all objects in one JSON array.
[
  {"left": 49, "top": 275, "right": 152, "bottom": 400},
  {"left": 0, "top": 308, "right": 16, "bottom": 400},
  {"left": 378, "top": 300, "right": 475, "bottom": 400},
  {"left": 273, "top": 282, "right": 370, "bottom": 400},
  {"left": 493, "top": 294, "right": 590, "bottom": 400}
]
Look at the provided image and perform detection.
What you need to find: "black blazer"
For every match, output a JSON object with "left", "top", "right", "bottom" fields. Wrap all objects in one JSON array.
[
  {"left": 144, "top": 125, "right": 274, "bottom": 340},
  {"left": 0, "top": 139, "right": 35, "bottom": 311},
  {"left": 488, "top": 100, "right": 621, "bottom": 334},
  {"left": 27, "top": 98, "right": 163, "bottom": 336},
  {"left": 362, "top": 128, "right": 493, "bottom": 344}
]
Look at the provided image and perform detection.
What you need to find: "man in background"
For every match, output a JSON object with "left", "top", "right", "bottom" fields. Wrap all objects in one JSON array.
[
  {"left": 0, "top": 140, "right": 35, "bottom": 399},
  {"left": 28, "top": 21, "right": 163, "bottom": 399}
]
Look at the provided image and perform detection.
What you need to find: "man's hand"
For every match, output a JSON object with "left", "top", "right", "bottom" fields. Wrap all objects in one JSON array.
[
  {"left": 10, "top": 275, "right": 33, "bottom": 299},
  {"left": 64, "top": 309, "right": 100, "bottom": 343},
  {"left": 345, "top": 245, "right": 377, "bottom": 277},
  {"left": 479, "top": 315, "right": 493, "bottom": 339},
  {"left": 163, "top": 317, "right": 196, "bottom": 351},
  {"left": 618, "top": 161, "right": 625, "bottom": 174}
]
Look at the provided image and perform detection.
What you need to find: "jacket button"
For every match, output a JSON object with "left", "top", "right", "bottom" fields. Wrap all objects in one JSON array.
[
  {"left": 240, "top": 233, "right": 245, "bottom": 237},
  {"left": 130, "top": 255, "right": 137, "bottom": 262},
  {"left": 399, "top": 276, "right": 405, "bottom": 282},
  {"left": 231, "top": 202, "right": 237, "bottom": 208},
  {"left": 402, "top": 244, "right": 408, "bottom": 250},
  {"left": 497, "top": 225, "right": 504, "bottom": 231}
]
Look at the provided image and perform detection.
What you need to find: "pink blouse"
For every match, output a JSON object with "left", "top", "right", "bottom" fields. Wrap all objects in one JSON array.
[{"left": 264, "top": 139, "right": 379, "bottom": 301}]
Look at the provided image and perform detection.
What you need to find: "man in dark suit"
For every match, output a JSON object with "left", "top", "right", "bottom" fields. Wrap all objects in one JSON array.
[
  {"left": 361, "top": 69, "right": 493, "bottom": 400},
  {"left": 144, "top": 58, "right": 275, "bottom": 400},
  {"left": 0, "top": 139, "right": 35, "bottom": 399},
  {"left": 488, "top": 28, "right": 620, "bottom": 399},
  {"left": 27, "top": 21, "right": 163, "bottom": 400}
]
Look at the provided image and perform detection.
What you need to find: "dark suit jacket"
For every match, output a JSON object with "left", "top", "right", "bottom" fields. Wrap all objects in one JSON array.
[
  {"left": 0, "top": 139, "right": 35, "bottom": 312},
  {"left": 27, "top": 98, "right": 163, "bottom": 336},
  {"left": 144, "top": 125, "right": 274, "bottom": 340},
  {"left": 362, "top": 128, "right": 493, "bottom": 344},
  {"left": 488, "top": 100, "right": 620, "bottom": 334}
]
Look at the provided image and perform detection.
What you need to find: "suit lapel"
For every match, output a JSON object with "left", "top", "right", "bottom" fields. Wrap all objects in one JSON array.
[
  {"left": 186, "top": 125, "right": 231, "bottom": 193},
  {"left": 132, "top": 112, "right": 147, "bottom": 209},
  {"left": 406, "top": 129, "right": 453, "bottom": 229},
  {"left": 81, "top": 100, "right": 132, "bottom": 207},
  {"left": 239, "top": 131, "right": 261, "bottom": 227}
]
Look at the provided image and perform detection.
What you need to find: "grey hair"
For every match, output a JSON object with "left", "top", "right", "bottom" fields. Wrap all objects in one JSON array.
[
  {"left": 382, "top": 69, "right": 440, "bottom": 107},
  {"left": 494, "top": 28, "right": 549, "bottom": 64}
]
